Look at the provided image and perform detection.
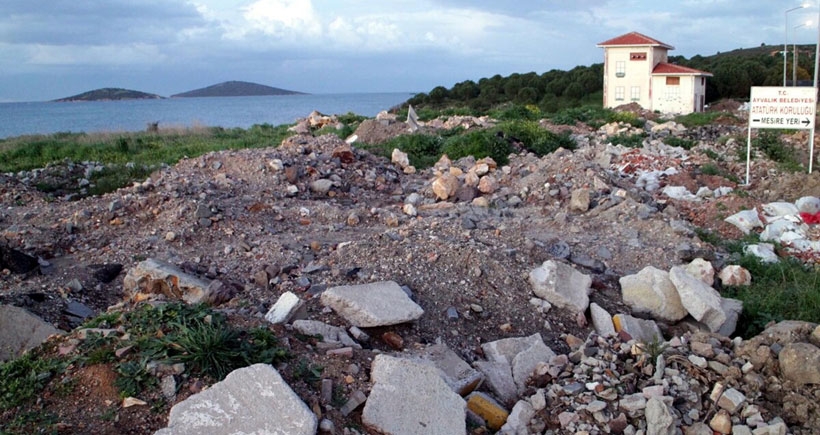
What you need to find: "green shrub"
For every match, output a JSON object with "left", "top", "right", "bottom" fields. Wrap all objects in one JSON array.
[
  {"left": 441, "top": 129, "right": 512, "bottom": 164},
  {"left": 497, "top": 120, "right": 576, "bottom": 156},
  {"left": 0, "top": 353, "right": 65, "bottom": 409},
  {"left": 663, "top": 136, "right": 697, "bottom": 150},
  {"left": 752, "top": 130, "right": 802, "bottom": 171},
  {"left": 114, "top": 359, "right": 156, "bottom": 398},
  {"left": 378, "top": 134, "right": 444, "bottom": 169},
  {"left": 608, "top": 133, "right": 646, "bottom": 148},
  {"left": 674, "top": 112, "right": 722, "bottom": 127},
  {"left": 490, "top": 104, "right": 541, "bottom": 121}
]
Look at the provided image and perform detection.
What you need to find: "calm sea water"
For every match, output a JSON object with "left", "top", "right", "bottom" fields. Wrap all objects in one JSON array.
[{"left": 0, "top": 93, "right": 413, "bottom": 139}]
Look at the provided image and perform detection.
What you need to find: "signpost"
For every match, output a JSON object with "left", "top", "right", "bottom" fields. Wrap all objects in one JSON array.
[{"left": 746, "top": 86, "right": 817, "bottom": 184}]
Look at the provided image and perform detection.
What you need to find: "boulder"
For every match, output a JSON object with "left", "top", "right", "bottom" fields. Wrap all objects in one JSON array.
[
  {"left": 645, "top": 396, "right": 676, "bottom": 435},
  {"left": 481, "top": 333, "right": 555, "bottom": 394},
  {"left": 264, "top": 291, "right": 305, "bottom": 325},
  {"left": 779, "top": 343, "right": 820, "bottom": 385},
  {"left": 669, "top": 266, "right": 726, "bottom": 333},
  {"left": 684, "top": 258, "right": 715, "bottom": 286},
  {"left": 363, "top": 354, "right": 466, "bottom": 435},
  {"left": 620, "top": 266, "right": 687, "bottom": 322},
  {"left": 717, "top": 266, "right": 751, "bottom": 286},
  {"left": 570, "top": 188, "right": 591, "bottom": 212},
  {"left": 613, "top": 314, "right": 663, "bottom": 343},
  {"left": 432, "top": 173, "right": 460, "bottom": 200},
  {"left": 320, "top": 281, "right": 424, "bottom": 327},
  {"left": 590, "top": 303, "right": 616, "bottom": 337},
  {"left": 528, "top": 260, "right": 592, "bottom": 313},
  {"left": 0, "top": 305, "right": 63, "bottom": 362},
  {"left": 155, "top": 364, "right": 317, "bottom": 435},
  {"left": 408, "top": 343, "right": 484, "bottom": 396},
  {"left": 123, "top": 258, "right": 215, "bottom": 305}
]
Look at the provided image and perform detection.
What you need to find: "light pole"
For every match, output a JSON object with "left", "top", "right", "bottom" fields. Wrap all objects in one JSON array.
[
  {"left": 786, "top": 5, "right": 809, "bottom": 86},
  {"left": 794, "top": 22, "right": 811, "bottom": 86}
]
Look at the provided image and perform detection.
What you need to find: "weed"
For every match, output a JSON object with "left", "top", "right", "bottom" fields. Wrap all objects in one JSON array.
[
  {"left": 752, "top": 131, "right": 803, "bottom": 172},
  {"left": 637, "top": 335, "right": 669, "bottom": 363},
  {"left": 674, "top": 112, "right": 722, "bottom": 127},
  {"left": 374, "top": 134, "right": 444, "bottom": 169},
  {"left": 0, "top": 353, "right": 65, "bottom": 409},
  {"left": 114, "top": 359, "right": 156, "bottom": 398},
  {"left": 608, "top": 133, "right": 646, "bottom": 148},
  {"left": 723, "top": 255, "right": 820, "bottom": 338},
  {"left": 497, "top": 120, "right": 576, "bottom": 156},
  {"left": 663, "top": 136, "right": 696, "bottom": 150},
  {"left": 165, "top": 321, "right": 244, "bottom": 380},
  {"left": 332, "top": 385, "right": 348, "bottom": 408},
  {"left": 291, "top": 358, "right": 324, "bottom": 385},
  {"left": 441, "top": 129, "right": 512, "bottom": 165}
]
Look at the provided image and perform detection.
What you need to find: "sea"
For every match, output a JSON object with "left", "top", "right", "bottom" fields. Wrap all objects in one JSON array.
[{"left": 0, "top": 92, "right": 413, "bottom": 139}]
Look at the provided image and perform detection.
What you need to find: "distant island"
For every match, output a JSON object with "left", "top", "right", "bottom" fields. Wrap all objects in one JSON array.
[
  {"left": 171, "top": 81, "right": 306, "bottom": 98},
  {"left": 55, "top": 88, "right": 164, "bottom": 102}
]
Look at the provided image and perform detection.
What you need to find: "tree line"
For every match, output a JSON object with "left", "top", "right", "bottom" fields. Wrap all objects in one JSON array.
[{"left": 407, "top": 44, "right": 815, "bottom": 112}]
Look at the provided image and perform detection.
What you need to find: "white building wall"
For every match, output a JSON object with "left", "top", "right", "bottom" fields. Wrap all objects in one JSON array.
[
  {"left": 651, "top": 75, "right": 697, "bottom": 114},
  {"left": 603, "top": 46, "right": 653, "bottom": 110}
]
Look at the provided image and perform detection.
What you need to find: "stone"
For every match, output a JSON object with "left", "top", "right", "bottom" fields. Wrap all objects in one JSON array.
[
  {"left": 362, "top": 355, "right": 466, "bottom": 435},
  {"left": 619, "top": 266, "right": 687, "bottom": 322},
  {"left": 709, "top": 410, "right": 732, "bottom": 434},
  {"left": 473, "top": 360, "right": 518, "bottom": 406},
  {"left": 645, "top": 396, "right": 675, "bottom": 435},
  {"left": 340, "top": 390, "right": 367, "bottom": 416},
  {"left": 669, "top": 266, "right": 726, "bottom": 332},
  {"left": 432, "top": 173, "right": 460, "bottom": 200},
  {"left": 123, "top": 258, "right": 215, "bottom": 305},
  {"left": 570, "top": 188, "right": 591, "bottom": 212},
  {"left": 716, "top": 387, "right": 746, "bottom": 413},
  {"left": 778, "top": 342, "right": 820, "bottom": 385},
  {"left": 292, "top": 320, "right": 361, "bottom": 349},
  {"left": 511, "top": 338, "right": 556, "bottom": 392},
  {"left": 467, "top": 392, "right": 508, "bottom": 430},
  {"left": 718, "top": 266, "right": 751, "bottom": 286},
  {"left": 685, "top": 258, "right": 715, "bottom": 286},
  {"left": 590, "top": 303, "right": 616, "bottom": 336},
  {"left": 409, "top": 343, "right": 484, "bottom": 396},
  {"left": 528, "top": 260, "right": 592, "bottom": 313},
  {"left": 478, "top": 175, "right": 498, "bottom": 194},
  {"left": 751, "top": 422, "right": 787, "bottom": 435},
  {"left": 320, "top": 281, "right": 424, "bottom": 327},
  {"left": 155, "top": 364, "right": 317, "bottom": 435},
  {"left": 392, "top": 148, "right": 410, "bottom": 168},
  {"left": 499, "top": 400, "right": 535, "bottom": 433},
  {"left": 717, "top": 298, "right": 743, "bottom": 337},
  {"left": 89, "top": 263, "right": 123, "bottom": 283},
  {"left": 310, "top": 179, "right": 334, "bottom": 195},
  {"left": 265, "top": 291, "right": 304, "bottom": 324},
  {"left": 0, "top": 305, "right": 63, "bottom": 362},
  {"left": 122, "top": 397, "right": 147, "bottom": 407},
  {"left": 609, "top": 412, "right": 628, "bottom": 434},
  {"left": 619, "top": 393, "right": 647, "bottom": 417},
  {"left": 0, "top": 244, "right": 38, "bottom": 274},
  {"left": 613, "top": 314, "right": 663, "bottom": 343}
]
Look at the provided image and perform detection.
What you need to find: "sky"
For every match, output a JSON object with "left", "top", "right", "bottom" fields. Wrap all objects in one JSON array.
[{"left": 1, "top": 0, "right": 818, "bottom": 102}]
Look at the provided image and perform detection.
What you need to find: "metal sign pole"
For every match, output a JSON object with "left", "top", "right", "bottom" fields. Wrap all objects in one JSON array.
[{"left": 746, "top": 119, "right": 753, "bottom": 185}]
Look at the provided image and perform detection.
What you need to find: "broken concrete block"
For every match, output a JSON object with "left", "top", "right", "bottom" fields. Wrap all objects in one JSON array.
[
  {"left": 590, "top": 303, "right": 616, "bottom": 337},
  {"left": 155, "top": 364, "right": 316, "bottom": 435},
  {"left": 669, "top": 266, "right": 726, "bottom": 333},
  {"left": 320, "top": 281, "right": 424, "bottom": 327},
  {"left": 292, "top": 319, "right": 361, "bottom": 349},
  {"left": 613, "top": 314, "right": 663, "bottom": 343},
  {"left": 363, "top": 354, "right": 466, "bottom": 435},
  {"left": 265, "top": 291, "right": 305, "bottom": 324},
  {"left": 620, "top": 266, "right": 687, "bottom": 322},
  {"left": 473, "top": 360, "right": 518, "bottom": 406},
  {"left": 528, "top": 260, "right": 591, "bottom": 313},
  {"left": 409, "top": 343, "right": 484, "bottom": 396}
]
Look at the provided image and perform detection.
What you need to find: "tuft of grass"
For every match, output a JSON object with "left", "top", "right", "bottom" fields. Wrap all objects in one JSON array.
[
  {"left": 441, "top": 129, "right": 512, "bottom": 165},
  {"left": 663, "top": 136, "right": 696, "bottom": 150},
  {"left": 752, "top": 131, "right": 803, "bottom": 172},
  {"left": 674, "top": 112, "right": 722, "bottom": 127},
  {"left": 114, "top": 359, "right": 156, "bottom": 398},
  {"left": 608, "top": 133, "right": 647, "bottom": 148}
]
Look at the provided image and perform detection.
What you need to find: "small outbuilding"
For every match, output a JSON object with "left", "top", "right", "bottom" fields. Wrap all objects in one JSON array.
[{"left": 597, "top": 31, "right": 712, "bottom": 114}]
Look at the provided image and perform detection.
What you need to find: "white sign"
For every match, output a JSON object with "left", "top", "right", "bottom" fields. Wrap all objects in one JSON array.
[{"left": 749, "top": 86, "right": 816, "bottom": 130}]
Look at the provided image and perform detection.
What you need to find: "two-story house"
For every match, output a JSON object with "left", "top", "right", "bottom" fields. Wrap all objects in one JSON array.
[{"left": 597, "top": 32, "right": 712, "bottom": 114}]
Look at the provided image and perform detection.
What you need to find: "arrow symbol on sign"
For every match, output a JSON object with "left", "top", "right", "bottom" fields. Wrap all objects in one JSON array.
[{"left": 803, "top": 118, "right": 811, "bottom": 126}]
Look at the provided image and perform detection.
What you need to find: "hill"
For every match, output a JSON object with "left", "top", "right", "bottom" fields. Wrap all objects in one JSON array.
[
  {"left": 171, "top": 81, "right": 305, "bottom": 98},
  {"left": 55, "top": 88, "right": 163, "bottom": 102}
]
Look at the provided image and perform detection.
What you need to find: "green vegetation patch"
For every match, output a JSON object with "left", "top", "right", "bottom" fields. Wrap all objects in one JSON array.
[
  {"left": 752, "top": 130, "right": 803, "bottom": 172},
  {"left": 0, "top": 353, "right": 66, "bottom": 409},
  {"left": 724, "top": 255, "right": 820, "bottom": 338}
]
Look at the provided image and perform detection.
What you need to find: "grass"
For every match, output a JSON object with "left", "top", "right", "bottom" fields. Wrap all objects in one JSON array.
[
  {"left": 723, "top": 255, "right": 820, "bottom": 338},
  {"left": 608, "top": 132, "right": 647, "bottom": 148},
  {"left": 752, "top": 130, "right": 803, "bottom": 172},
  {"left": 663, "top": 136, "right": 696, "bottom": 150},
  {"left": 674, "top": 111, "right": 723, "bottom": 127},
  {"left": 0, "top": 123, "right": 295, "bottom": 197},
  {"left": 0, "top": 353, "right": 65, "bottom": 409}
]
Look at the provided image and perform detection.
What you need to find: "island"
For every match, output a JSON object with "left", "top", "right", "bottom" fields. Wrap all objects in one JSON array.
[
  {"left": 171, "top": 81, "right": 306, "bottom": 98},
  {"left": 54, "top": 88, "right": 164, "bottom": 102}
]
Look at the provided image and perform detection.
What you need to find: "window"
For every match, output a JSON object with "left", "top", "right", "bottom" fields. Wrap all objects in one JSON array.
[
  {"left": 630, "top": 52, "right": 647, "bottom": 61},
  {"left": 615, "top": 86, "right": 625, "bottom": 101},
  {"left": 666, "top": 76, "right": 680, "bottom": 85},
  {"left": 666, "top": 85, "right": 680, "bottom": 101},
  {"left": 630, "top": 86, "right": 640, "bottom": 101},
  {"left": 701, "top": 77, "right": 705, "bottom": 86},
  {"left": 616, "top": 61, "right": 626, "bottom": 77}
]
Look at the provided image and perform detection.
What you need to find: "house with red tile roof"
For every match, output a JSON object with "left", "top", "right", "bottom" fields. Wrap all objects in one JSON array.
[{"left": 597, "top": 32, "right": 712, "bottom": 114}]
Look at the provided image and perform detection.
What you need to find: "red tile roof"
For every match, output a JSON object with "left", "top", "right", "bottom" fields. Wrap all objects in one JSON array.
[
  {"left": 652, "top": 63, "right": 713, "bottom": 76},
  {"left": 597, "top": 32, "right": 674, "bottom": 49}
]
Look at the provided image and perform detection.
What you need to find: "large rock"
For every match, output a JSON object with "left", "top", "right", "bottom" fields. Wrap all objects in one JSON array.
[
  {"left": 613, "top": 314, "right": 663, "bottom": 343},
  {"left": 362, "top": 354, "right": 466, "bottom": 435},
  {"left": 0, "top": 244, "right": 38, "bottom": 274},
  {"left": 123, "top": 258, "right": 215, "bottom": 305},
  {"left": 155, "top": 364, "right": 317, "bottom": 435},
  {"left": 320, "top": 281, "right": 424, "bottom": 327},
  {"left": 264, "top": 291, "right": 305, "bottom": 324},
  {"left": 669, "top": 266, "right": 726, "bottom": 332},
  {"left": 620, "top": 266, "right": 687, "bottom": 322},
  {"left": 590, "top": 303, "right": 616, "bottom": 337},
  {"left": 0, "top": 305, "right": 63, "bottom": 362},
  {"left": 528, "top": 260, "right": 592, "bottom": 313},
  {"left": 779, "top": 343, "right": 820, "bottom": 385},
  {"left": 432, "top": 173, "right": 460, "bottom": 200},
  {"left": 645, "top": 396, "right": 676, "bottom": 435},
  {"left": 717, "top": 298, "right": 743, "bottom": 337}
]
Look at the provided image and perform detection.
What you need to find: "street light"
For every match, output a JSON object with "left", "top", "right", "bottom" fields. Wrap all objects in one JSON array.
[
  {"left": 794, "top": 21, "right": 811, "bottom": 86},
  {"left": 785, "top": 4, "right": 810, "bottom": 86}
]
